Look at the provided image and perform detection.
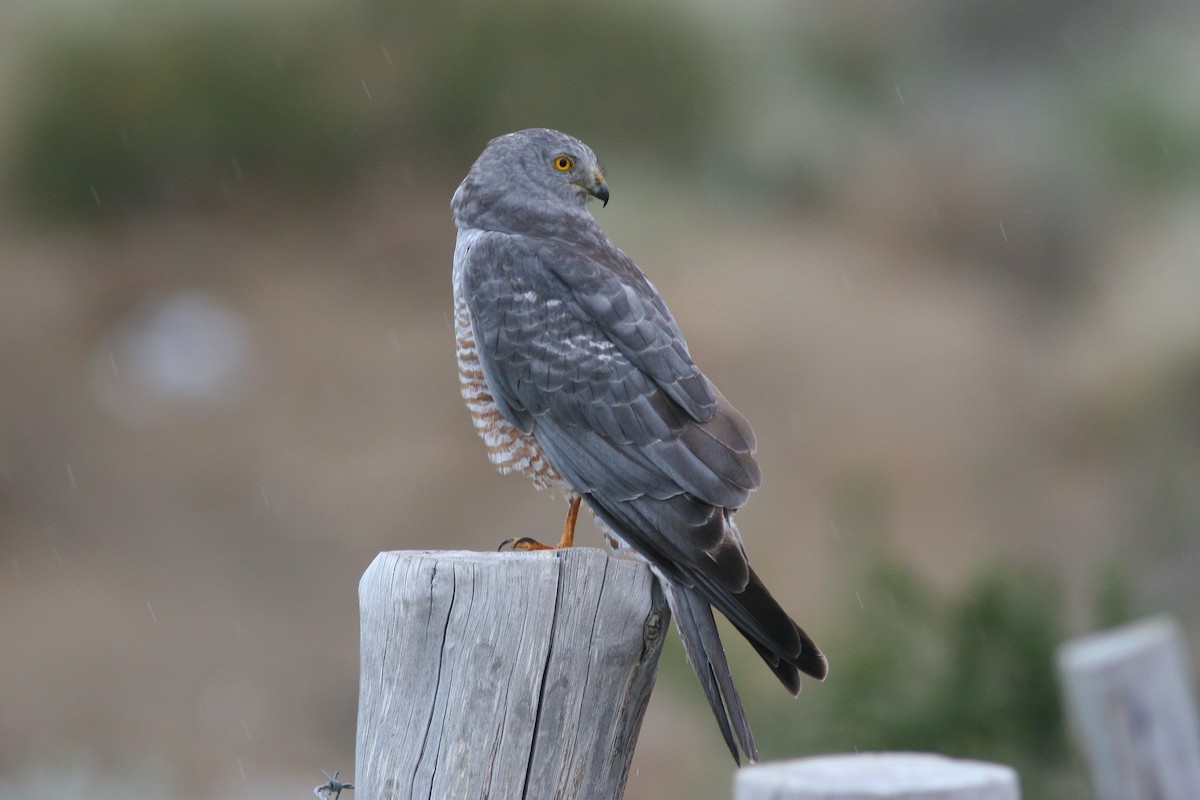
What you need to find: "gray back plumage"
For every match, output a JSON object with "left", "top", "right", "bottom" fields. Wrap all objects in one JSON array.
[{"left": 451, "top": 128, "right": 826, "bottom": 765}]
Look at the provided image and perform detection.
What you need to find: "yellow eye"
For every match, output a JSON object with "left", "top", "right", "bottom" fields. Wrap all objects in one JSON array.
[{"left": 553, "top": 155, "right": 574, "bottom": 172}]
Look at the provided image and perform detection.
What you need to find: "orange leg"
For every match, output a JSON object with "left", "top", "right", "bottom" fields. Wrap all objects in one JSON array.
[
  {"left": 557, "top": 495, "right": 580, "bottom": 548},
  {"left": 499, "top": 496, "right": 582, "bottom": 551}
]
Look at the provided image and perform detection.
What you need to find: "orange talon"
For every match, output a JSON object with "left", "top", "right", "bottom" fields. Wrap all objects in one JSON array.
[
  {"left": 498, "top": 497, "right": 582, "bottom": 551},
  {"left": 499, "top": 536, "right": 553, "bottom": 551}
]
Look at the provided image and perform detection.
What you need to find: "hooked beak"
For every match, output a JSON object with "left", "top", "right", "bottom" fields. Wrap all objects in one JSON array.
[
  {"left": 588, "top": 168, "right": 609, "bottom": 207},
  {"left": 589, "top": 181, "right": 610, "bottom": 207}
]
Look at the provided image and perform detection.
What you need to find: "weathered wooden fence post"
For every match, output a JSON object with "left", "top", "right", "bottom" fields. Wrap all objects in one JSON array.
[
  {"left": 1056, "top": 616, "right": 1200, "bottom": 800},
  {"left": 733, "top": 753, "right": 1019, "bottom": 800},
  {"left": 355, "top": 548, "right": 669, "bottom": 800}
]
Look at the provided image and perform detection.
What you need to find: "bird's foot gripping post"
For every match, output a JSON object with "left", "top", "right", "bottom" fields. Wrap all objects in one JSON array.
[
  {"left": 356, "top": 548, "right": 668, "bottom": 800},
  {"left": 498, "top": 496, "right": 582, "bottom": 551}
]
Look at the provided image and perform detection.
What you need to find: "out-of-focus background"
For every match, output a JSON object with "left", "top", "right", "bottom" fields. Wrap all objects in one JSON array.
[{"left": 2, "top": 1, "right": 1198, "bottom": 798}]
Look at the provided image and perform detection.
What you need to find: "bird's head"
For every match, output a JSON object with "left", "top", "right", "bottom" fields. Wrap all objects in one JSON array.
[{"left": 452, "top": 128, "right": 609, "bottom": 231}]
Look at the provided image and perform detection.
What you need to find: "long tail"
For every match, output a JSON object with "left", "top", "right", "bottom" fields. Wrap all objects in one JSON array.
[
  {"left": 654, "top": 565, "right": 828, "bottom": 765},
  {"left": 570, "top": 492, "right": 827, "bottom": 763},
  {"left": 658, "top": 576, "right": 758, "bottom": 764},
  {"left": 701, "top": 565, "right": 829, "bottom": 696}
]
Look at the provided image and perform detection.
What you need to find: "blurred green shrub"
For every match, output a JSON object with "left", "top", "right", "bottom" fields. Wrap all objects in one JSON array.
[
  {"left": 6, "top": 1, "right": 719, "bottom": 221},
  {"left": 388, "top": 0, "right": 717, "bottom": 157},
  {"left": 10, "top": 15, "right": 373, "bottom": 217},
  {"left": 758, "top": 552, "right": 1094, "bottom": 799},
  {"left": 1076, "top": 47, "right": 1200, "bottom": 188}
]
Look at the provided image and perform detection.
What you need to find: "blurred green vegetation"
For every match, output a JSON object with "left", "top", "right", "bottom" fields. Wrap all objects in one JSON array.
[
  {"left": 727, "top": 468, "right": 1120, "bottom": 799},
  {"left": 391, "top": 1, "right": 717, "bottom": 156},
  {"left": 5, "top": 0, "right": 718, "bottom": 220},
  {"left": 646, "top": 471, "right": 1127, "bottom": 798},
  {"left": 10, "top": 13, "right": 373, "bottom": 217},
  {"left": 7, "top": 0, "right": 1199, "bottom": 230},
  {"left": 773, "top": 557, "right": 1091, "bottom": 800},
  {"left": 1074, "top": 47, "right": 1200, "bottom": 188}
]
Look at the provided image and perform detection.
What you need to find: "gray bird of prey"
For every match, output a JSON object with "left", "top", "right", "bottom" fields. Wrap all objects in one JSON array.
[{"left": 451, "top": 128, "right": 827, "bottom": 765}]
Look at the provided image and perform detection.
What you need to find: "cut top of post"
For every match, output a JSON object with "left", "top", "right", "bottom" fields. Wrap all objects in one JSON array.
[
  {"left": 356, "top": 547, "right": 668, "bottom": 800},
  {"left": 1057, "top": 616, "right": 1191, "bottom": 672},
  {"left": 734, "top": 752, "right": 1020, "bottom": 800}
]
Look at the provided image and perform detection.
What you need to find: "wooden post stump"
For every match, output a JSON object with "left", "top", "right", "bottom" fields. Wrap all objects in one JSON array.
[
  {"left": 733, "top": 753, "right": 1019, "bottom": 800},
  {"left": 355, "top": 548, "right": 669, "bottom": 800},
  {"left": 1056, "top": 616, "right": 1200, "bottom": 800}
]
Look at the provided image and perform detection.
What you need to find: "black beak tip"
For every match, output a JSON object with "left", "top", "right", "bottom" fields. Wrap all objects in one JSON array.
[{"left": 593, "top": 183, "right": 610, "bottom": 207}]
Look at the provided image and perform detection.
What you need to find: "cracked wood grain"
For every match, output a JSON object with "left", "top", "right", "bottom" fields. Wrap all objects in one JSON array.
[{"left": 356, "top": 548, "right": 669, "bottom": 800}]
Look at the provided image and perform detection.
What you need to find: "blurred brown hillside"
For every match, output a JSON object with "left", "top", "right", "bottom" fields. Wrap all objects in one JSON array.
[{"left": 2, "top": 2, "right": 1199, "bottom": 799}]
